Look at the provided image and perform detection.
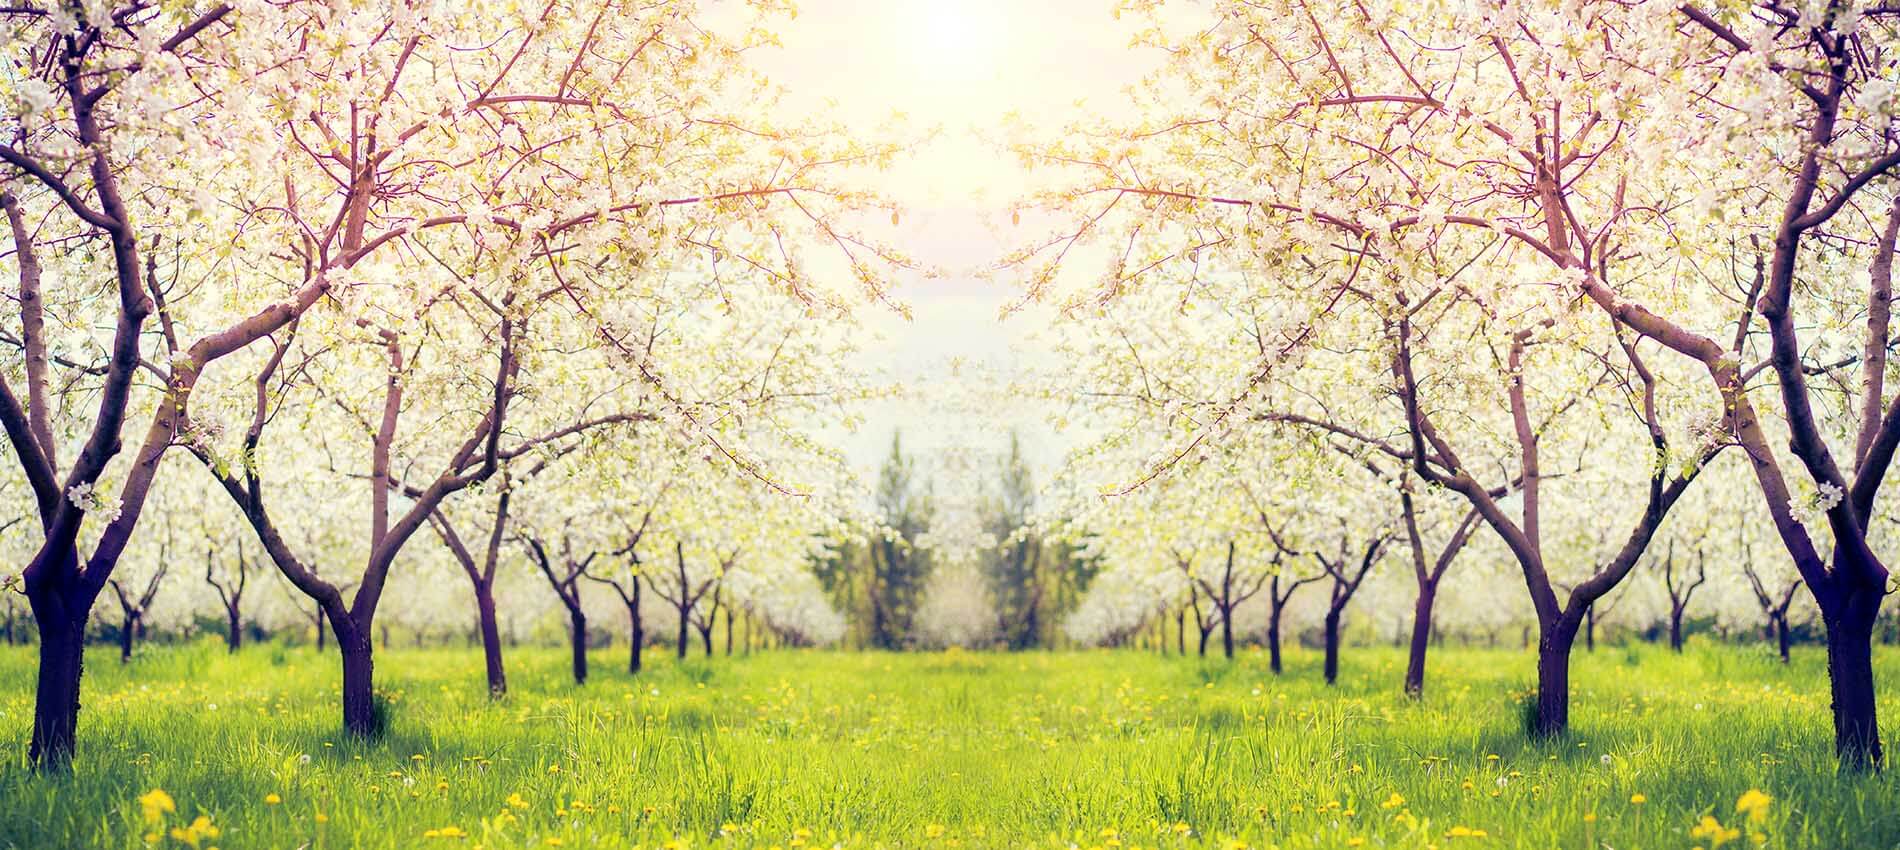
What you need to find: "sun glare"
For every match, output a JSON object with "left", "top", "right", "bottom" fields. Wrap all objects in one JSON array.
[{"left": 909, "top": 1, "right": 1008, "bottom": 81}]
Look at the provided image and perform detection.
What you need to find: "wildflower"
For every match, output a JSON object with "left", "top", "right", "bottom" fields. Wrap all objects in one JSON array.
[
  {"left": 1735, "top": 789, "right": 1772, "bottom": 823},
  {"left": 168, "top": 815, "right": 220, "bottom": 848},
  {"left": 298, "top": 754, "right": 312, "bottom": 766},
  {"left": 264, "top": 793, "right": 283, "bottom": 805},
  {"left": 423, "top": 825, "right": 469, "bottom": 839},
  {"left": 1445, "top": 825, "right": 1488, "bottom": 838},
  {"left": 925, "top": 824, "right": 946, "bottom": 838},
  {"left": 507, "top": 793, "right": 531, "bottom": 810},
  {"left": 1599, "top": 754, "right": 1612, "bottom": 766},
  {"left": 1630, "top": 793, "right": 1647, "bottom": 804},
  {"left": 138, "top": 789, "right": 176, "bottom": 824},
  {"left": 1690, "top": 815, "right": 1741, "bottom": 847},
  {"left": 1381, "top": 792, "right": 1405, "bottom": 810}
]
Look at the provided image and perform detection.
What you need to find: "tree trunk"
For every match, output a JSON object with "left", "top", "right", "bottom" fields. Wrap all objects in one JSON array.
[
  {"left": 119, "top": 613, "right": 135, "bottom": 664},
  {"left": 1584, "top": 606, "right": 1596, "bottom": 652},
  {"left": 1669, "top": 608, "right": 1684, "bottom": 652},
  {"left": 1404, "top": 582, "right": 1436, "bottom": 698},
  {"left": 338, "top": 624, "right": 379, "bottom": 738},
  {"left": 724, "top": 607, "right": 733, "bottom": 657},
  {"left": 1323, "top": 608, "right": 1342, "bottom": 685},
  {"left": 475, "top": 582, "right": 507, "bottom": 697},
  {"left": 1221, "top": 604, "right": 1235, "bottom": 659},
  {"left": 1196, "top": 624, "right": 1209, "bottom": 657},
  {"left": 1531, "top": 619, "right": 1580, "bottom": 739},
  {"left": 225, "top": 606, "right": 242, "bottom": 652},
  {"left": 315, "top": 610, "right": 327, "bottom": 653},
  {"left": 30, "top": 613, "right": 85, "bottom": 769},
  {"left": 1175, "top": 608, "right": 1185, "bottom": 655},
  {"left": 698, "top": 623, "right": 714, "bottom": 657},
  {"left": 628, "top": 598, "right": 645, "bottom": 675},
  {"left": 1776, "top": 615, "right": 1791, "bottom": 664},
  {"left": 1267, "top": 609, "right": 1284, "bottom": 675},
  {"left": 568, "top": 608, "right": 588, "bottom": 685},
  {"left": 1822, "top": 600, "right": 1883, "bottom": 770},
  {"left": 676, "top": 605, "right": 689, "bottom": 659}
]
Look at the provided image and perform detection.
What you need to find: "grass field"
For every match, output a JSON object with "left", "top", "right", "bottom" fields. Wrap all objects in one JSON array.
[{"left": 0, "top": 641, "right": 1893, "bottom": 849}]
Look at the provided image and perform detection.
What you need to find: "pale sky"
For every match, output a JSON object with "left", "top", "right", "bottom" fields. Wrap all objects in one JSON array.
[{"left": 739, "top": 0, "right": 1154, "bottom": 485}]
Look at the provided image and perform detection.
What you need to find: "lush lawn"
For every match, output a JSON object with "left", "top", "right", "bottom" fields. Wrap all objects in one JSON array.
[{"left": 0, "top": 640, "right": 1893, "bottom": 848}]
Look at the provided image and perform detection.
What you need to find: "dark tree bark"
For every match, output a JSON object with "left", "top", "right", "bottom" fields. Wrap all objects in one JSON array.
[
  {"left": 524, "top": 531, "right": 598, "bottom": 686},
  {"left": 107, "top": 556, "right": 166, "bottom": 664},
  {"left": 1743, "top": 551, "right": 1802, "bottom": 665},
  {"left": 1392, "top": 480, "right": 1479, "bottom": 698},
  {"left": 1660, "top": 541, "right": 1709, "bottom": 653},
  {"left": 189, "top": 304, "right": 645, "bottom": 739},
  {"left": 0, "top": 10, "right": 239, "bottom": 768},
  {"left": 1178, "top": 541, "right": 1274, "bottom": 661},
  {"left": 1381, "top": 317, "right": 1714, "bottom": 738},
  {"left": 689, "top": 584, "right": 723, "bottom": 658},
  {"left": 582, "top": 506, "right": 661, "bottom": 676},
  {"left": 650, "top": 540, "right": 729, "bottom": 661},
  {"left": 1264, "top": 571, "right": 1318, "bottom": 675},
  {"left": 205, "top": 542, "right": 251, "bottom": 653},
  {"left": 431, "top": 472, "right": 550, "bottom": 698},
  {"left": 1266, "top": 524, "right": 1388, "bottom": 686}
]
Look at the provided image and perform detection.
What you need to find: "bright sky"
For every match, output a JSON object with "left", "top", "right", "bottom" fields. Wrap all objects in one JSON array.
[{"left": 740, "top": 0, "right": 1154, "bottom": 485}]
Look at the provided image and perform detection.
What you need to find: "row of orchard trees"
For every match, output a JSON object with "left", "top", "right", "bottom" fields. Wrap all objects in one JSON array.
[
  {"left": 0, "top": 0, "right": 896, "bottom": 770},
  {"left": 1021, "top": 0, "right": 1900, "bottom": 772}
]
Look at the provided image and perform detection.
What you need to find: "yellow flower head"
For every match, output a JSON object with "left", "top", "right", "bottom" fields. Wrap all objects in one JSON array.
[
  {"left": 138, "top": 789, "right": 176, "bottom": 824},
  {"left": 1629, "top": 793, "right": 1648, "bottom": 805},
  {"left": 264, "top": 793, "right": 282, "bottom": 805},
  {"left": 1735, "top": 789, "right": 1772, "bottom": 822},
  {"left": 1690, "top": 815, "right": 1741, "bottom": 848},
  {"left": 1380, "top": 792, "right": 1405, "bottom": 810}
]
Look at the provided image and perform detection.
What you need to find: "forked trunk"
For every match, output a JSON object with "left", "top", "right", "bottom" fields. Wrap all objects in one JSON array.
[
  {"left": 698, "top": 622, "right": 714, "bottom": 657},
  {"left": 1776, "top": 616, "right": 1791, "bottom": 664}
]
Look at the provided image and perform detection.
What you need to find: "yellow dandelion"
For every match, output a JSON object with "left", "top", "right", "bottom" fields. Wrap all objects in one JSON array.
[
  {"left": 1630, "top": 793, "right": 1648, "bottom": 804},
  {"left": 138, "top": 789, "right": 176, "bottom": 825},
  {"left": 1735, "top": 789, "right": 1772, "bottom": 823},
  {"left": 264, "top": 793, "right": 282, "bottom": 805}
]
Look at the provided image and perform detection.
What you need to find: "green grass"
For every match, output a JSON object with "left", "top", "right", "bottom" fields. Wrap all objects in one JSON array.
[{"left": 0, "top": 640, "right": 1893, "bottom": 848}]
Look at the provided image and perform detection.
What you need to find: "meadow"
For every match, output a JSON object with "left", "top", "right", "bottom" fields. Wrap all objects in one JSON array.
[{"left": 0, "top": 642, "right": 1890, "bottom": 849}]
